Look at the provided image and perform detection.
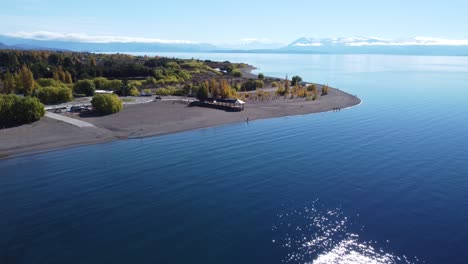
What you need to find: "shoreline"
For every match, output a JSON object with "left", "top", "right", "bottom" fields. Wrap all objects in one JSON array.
[{"left": 0, "top": 70, "right": 361, "bottom": 160}]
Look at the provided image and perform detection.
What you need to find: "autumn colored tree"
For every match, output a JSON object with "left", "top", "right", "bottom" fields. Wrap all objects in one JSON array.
[
  {"left": 64, "top": 71, "right": 73, "bottom": 84},
  {"left": 17, "top": 65, "right": 35, "bottom": 95},
  {"left": 284, "top": 75, "right": 290, "bottom": 94}
]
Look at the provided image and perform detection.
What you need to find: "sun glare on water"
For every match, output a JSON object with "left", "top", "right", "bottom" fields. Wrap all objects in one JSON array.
[{"left": 272, "top": 201, "right": 420, "bottom": 264}]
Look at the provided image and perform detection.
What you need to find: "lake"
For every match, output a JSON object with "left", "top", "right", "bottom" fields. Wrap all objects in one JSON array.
[{"left": 1, "top": 53, "right": 468, "bottom": 263}]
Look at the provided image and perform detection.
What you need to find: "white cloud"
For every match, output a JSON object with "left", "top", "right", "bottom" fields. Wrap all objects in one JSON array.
[{"left": 5, "top": 31, "right": 197, "bottom": 44}]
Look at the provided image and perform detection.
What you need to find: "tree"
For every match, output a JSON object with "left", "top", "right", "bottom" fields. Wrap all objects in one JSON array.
[
  {"left": 196, "top": 83, "right": 208, "bottom": 100},
  {"left": 37, "top": 86, "right": 73, "bottom": 104},
  {"left": 307, "top": 84, "right": 317, "bottom": 93},
  {"left": 74, "top": 80, "right": 96, "bottom": 96},
  {"left": 322, "top": 85, "right": 329, "bottom": 95},
  {"left": 17, "top": 65, "right": 35, "bottom": 95},
  {"left": 91, "top": 94, "right": 123, "bottom": 115},
  {"left": 64, "top": 71, "right": 73, "bottom": 84},
  {"left": 258, "top": 73, "right": 265, "bottom": 80},
  {"left": 1, "top": 72, "right": 15, "bottom": 94},
  {"left": 0, "top": 94, "right": 44, "bottom": 127},
  {"left": 291, "top": 75, "right": 302, "bottom": 86}
]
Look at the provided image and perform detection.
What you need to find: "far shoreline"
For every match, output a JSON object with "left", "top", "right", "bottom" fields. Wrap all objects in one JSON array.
[{"left": 0, "top": 69, "right": 361, "bottom": 160}]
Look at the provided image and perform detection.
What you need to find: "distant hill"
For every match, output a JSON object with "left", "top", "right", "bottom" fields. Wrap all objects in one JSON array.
[
  {"left": 2, "top": 34, "right": 468, "bottom": 56},
  {"left": 0, "top": 35, "right": 215, "bottom": 53},
  {"left": 0, "top": 42, "right": 9, "bottom": 49}
]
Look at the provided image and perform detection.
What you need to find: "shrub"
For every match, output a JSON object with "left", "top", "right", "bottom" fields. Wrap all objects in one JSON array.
[
  {"left": 258, "top": 73, "right": 265, "bottom": 80},
  {"left": 307, "top": 84, "right": 317, "bottom": 92},
  {"left": 231, "top": 68, "right": 242, "bottom": 77},
  {"left": 37, "top": 78, "right": 60, "bottom": 87},
  {"left": 322, "top": 85, "right": 329, "bottom": 95},
  {"left": 291, "top": 75, "right": 302, "bottom": 86},
  {"left": 74, "top": 80, "right": 95, "bottom": 96},
  {"left": 103, "top": 79, "right": 123, "bottom": 91},
  {"left": 271, "top": 81, "right": 278, "bottom": 87},
  {"left": 93, "top": 77, "right": 109, "bottom": 90},
  {"left": 241, "top": 79, "right": 264, "bottom": 91},
  {"left": 128, "top": 87, "right": 140, "bottom": 96},
  {"left": 91, "top": 94, "right": 123, "bottom": 115},
  {"left": 0, "top": 94, "right": 44, "bottom": 127},
  {"left": 37, "top": 86, "right": 73, "bottom": 105}
]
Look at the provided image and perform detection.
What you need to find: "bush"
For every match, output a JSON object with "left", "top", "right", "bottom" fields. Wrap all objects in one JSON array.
[
  {"left": 155, "top": 86, "right": 185, "bottom": 96},
  {"left": 37, "top": 78, "right": 61, "bottom": 87},
  {"left": 231, "top": 68, "right": 242, "bottom": 78},
  {"left": 104, "top": 79, "right": 123, "bottom": 91},
  {"left": 74, "top": 80, "right": 95, "bottom": 96},
  {"left": 307, "top": 84, "right": 317, "bottom": 92},
  {"left": 322, "top": 85, "right": 329, "bottom": 95},
  {"left": 0, "top": 94, "right": 45, "bottom": 127},
  {"left": 37, "top": 86, "right": 73, "bottom": 105},
  {"left": 241, "top": 79, "right": 264, "bottom": 91},
  {"left": 291, "top": 75, "right": 302, "bottom": 86},
  {"left": 271, "top": 81, "right": 278, "bottom": 87},
  {"left": 128, "top": 87, "right": 140, "bottom": 96},
  {"left": 93, "top": 77, "right": 109, "bottom": 90},
  {"left": 91, "top": 94, "right": 123, "bottom": 115},
  {"left": 258, "top": 73, "right": 265, "bottom": 80}
]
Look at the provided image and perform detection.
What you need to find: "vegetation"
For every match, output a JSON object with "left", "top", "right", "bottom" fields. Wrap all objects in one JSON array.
[
  {"left": 241, "top": 79, "right": 264, "bottom": 91},
  {"left": 291, "top": 75, "right": 302, "bottom": 86},
  {"left": 74, "top": 80, "right": 95, "bottom": 96},
  {"left": 91, "top": 94, "right": 123, "bottom": 115},
  {"left": 37, "top": 86, "right": 73, "bottom": 104},
  {"left": 0, "top": 94, "right": 45, "bottom": 127},
  {"left": 271, "top": 81, "right": 278, "bottom": 87},
  {"left": 322, "top": 85, "right": 329, "bottom": 95},
  {"left": 258, "top": 73, "right": 265, "bottom": 80},
  {"left": 307, "top": 84, "right": 317, "bottom": 92},
  {"left": 231, "top": 68, "right": 242, "bottom": 77}
]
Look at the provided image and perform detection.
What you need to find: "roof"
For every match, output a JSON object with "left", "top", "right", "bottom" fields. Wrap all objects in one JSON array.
[{"left": 94, "top": 90, "right": 114, "bottom": 94}]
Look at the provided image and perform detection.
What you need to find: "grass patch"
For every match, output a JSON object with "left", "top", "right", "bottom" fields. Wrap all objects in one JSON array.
[{"left": 121, "top": 98, "right": 136, "bottom": 102}]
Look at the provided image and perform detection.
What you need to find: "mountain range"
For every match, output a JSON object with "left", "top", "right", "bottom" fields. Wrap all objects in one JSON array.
[{"left": 2, "top": 34, "right": 468, "bottom": 56}]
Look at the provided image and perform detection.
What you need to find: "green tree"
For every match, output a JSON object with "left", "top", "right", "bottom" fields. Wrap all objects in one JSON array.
[
  {"left": 74, "top": 80, "right": 96, "bottom": 96},
  {"left": 196, "top": 83, "right": 208, "bottom": 100},
  {"left": 37, "top": 86, "right": 73, "bottom": 105},
  {"left": 291, "top": 75, "right": 302, "bottom": 86},
  {"left": 0, "top": 94, "right": 44, "bottom": 127},
  {"left": 1, "top": 72, "right": 16, "bottom": 94},
  {"left": 91, "top": 94, "right": 123, "bottom": 115},
  {"left": 258, "top": 73, "right": 265, "bottom": 80}
]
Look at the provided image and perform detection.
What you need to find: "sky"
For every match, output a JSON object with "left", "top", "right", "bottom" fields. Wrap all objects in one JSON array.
[{"left": 1, "top": 0, "right": 468, "bottom": 45}]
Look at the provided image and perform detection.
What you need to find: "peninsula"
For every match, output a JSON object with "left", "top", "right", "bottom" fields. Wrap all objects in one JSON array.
[{"left": 0, "top": 50, "right": 360, "bottom": 158}]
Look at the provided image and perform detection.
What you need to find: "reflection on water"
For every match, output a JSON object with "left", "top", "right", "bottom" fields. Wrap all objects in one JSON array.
[{"left": 273, "top": 201, "right": 419, "bottom": 264}]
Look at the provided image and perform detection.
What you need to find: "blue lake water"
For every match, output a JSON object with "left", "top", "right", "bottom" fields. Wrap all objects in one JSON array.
[{"left": 1, "top": 53, "right": 468, "bottom": 263}]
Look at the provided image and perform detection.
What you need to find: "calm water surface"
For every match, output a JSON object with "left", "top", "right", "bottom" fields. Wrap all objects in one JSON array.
[{"left": 1, "top": 54, "right": 468, "bottom": 263}]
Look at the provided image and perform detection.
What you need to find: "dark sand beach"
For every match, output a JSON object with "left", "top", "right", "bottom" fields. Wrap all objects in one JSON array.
[{"left": 0, "top": 86, "right": 360, "bottom": 158}]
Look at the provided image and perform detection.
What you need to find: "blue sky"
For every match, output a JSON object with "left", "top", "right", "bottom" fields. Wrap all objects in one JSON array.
[{"left": 2, "top": 0, "right": 468, "bottom": 44}]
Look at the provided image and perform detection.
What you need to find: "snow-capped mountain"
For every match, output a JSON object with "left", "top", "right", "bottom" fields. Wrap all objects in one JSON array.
[{"left": 283, "top": 37, "right": 468, "bottom": 55}]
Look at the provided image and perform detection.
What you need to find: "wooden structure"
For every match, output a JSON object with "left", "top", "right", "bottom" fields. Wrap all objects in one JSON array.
[{"left": 199, "top": 98, "right": 245, "bottom": 111}]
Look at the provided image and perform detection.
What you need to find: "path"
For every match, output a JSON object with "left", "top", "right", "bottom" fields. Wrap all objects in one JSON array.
[{"left": 45, "top": 112, "right": 95, "bottom": 128}]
